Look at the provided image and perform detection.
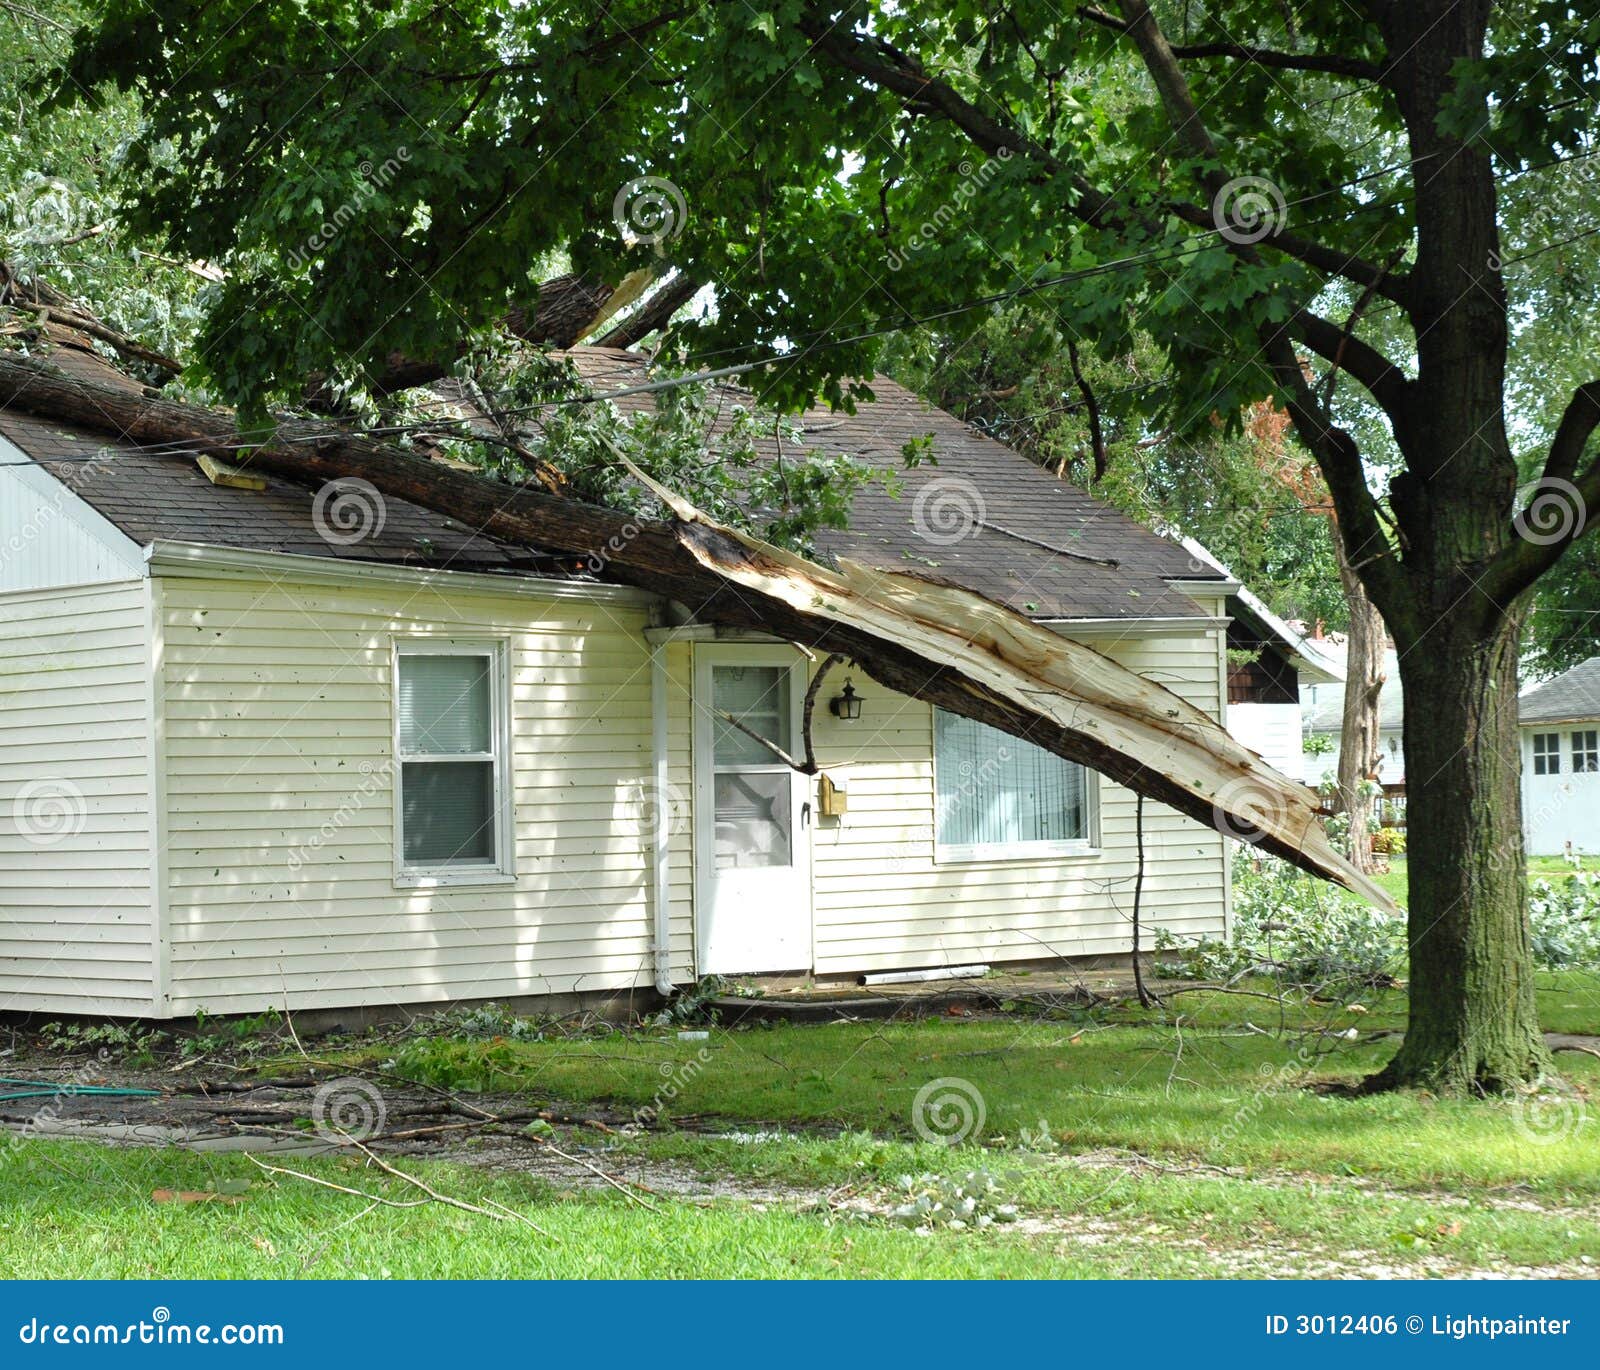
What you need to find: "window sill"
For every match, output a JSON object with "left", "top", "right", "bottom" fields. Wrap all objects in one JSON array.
[
  {"left": 934, "top": 843, "right": 1100, "bottom": 866},
  {"left": 394, "top": 869, "right": 518, "bottom": 890}
]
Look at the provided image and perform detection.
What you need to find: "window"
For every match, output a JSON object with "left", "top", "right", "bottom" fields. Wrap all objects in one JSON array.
[
  {"left": 1533, "top": 732, "right": 1562, "bottom": 776},
  {"left": 934, "top": 708, "right": 1094, "bottom": 860},
  {"left": 1573, "top": 730, "right": 1599, "bottom": 773},
  {"left": 394, "top": 642, "right": 510, "bottom": 882},
  {"left": 710, "top": 664, "right": 794, "bottom": 870}
]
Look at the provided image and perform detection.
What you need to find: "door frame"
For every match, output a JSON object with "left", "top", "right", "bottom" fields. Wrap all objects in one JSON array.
[{"left": 691, "top": 642, "right": 814, "bottom": 977}]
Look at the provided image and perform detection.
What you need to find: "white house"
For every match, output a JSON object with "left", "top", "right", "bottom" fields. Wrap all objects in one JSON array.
[
  {"left": 1176, "top": 539, "right": 1344, "bottom": 779},
  {"left": 1301, "top": 645, "right": 1406, "bottom": 791},
  {"left": 0, "top": 337, "right": 1245, "bottom": 1019},
  {"left": 1519, "top": 657, "right": 1600, "bottom": 857}
]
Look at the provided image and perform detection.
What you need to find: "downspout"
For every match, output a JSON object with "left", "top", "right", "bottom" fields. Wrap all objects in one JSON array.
[{"left": 650, "top": 637, "right": 675, "bottom": 996}]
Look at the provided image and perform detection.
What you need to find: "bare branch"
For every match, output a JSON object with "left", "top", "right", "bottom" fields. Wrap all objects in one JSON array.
[
  {"left": 1078, "top": 6, "right": 1382, "bottom": 79},
  {"left": 1481, "top": 378, "right": 1600, "bottom": 599},
  {"left": 1543, "top": 378, "right": 1600, "bottom": 485},
  {"left": 1169, "top": 202, "right": 1409, "bottom": 303}
]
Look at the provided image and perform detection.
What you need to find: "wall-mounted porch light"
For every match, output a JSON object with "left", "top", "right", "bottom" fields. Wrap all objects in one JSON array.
[{"left": 829, "top": 679, "right": 863, "bottom": 721}]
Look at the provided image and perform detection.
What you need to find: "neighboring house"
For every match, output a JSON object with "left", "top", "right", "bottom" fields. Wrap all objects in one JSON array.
[
  {"left": 0, "top": 338, "right": 1240, "bottom": 1020},
  {"left": 1176, "top": 539, "right": 1344, "bottom": 778},
  {"left": 1302, "top": 645, "right": 1406, "bottom": 793},
  {"left": 1519, "top": 657, "right": 1600, "bottom": 857}
]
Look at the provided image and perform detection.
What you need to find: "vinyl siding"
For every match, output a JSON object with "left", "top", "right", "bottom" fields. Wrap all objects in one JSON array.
[
  {"left": 159, "top": 566, "right": 1227, "bottom": 1010},
  {"left": 1229, "top": 701, "right": 1306, "bottom": 780},
  {"left": 0, "top": 579, "right": 158, "bottom": 1013},
  {"left": 0, "top": 443, "right": 146, "bottom": 594},
  {"left": 159, "top": 573, "right": 681, "bottom": 1015},
  {"left": 800, "top": 626, "right": 1229, "bottom": 975}
]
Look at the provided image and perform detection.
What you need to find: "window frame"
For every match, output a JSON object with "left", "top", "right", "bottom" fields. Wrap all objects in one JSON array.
[
  {"left": 391, "top": 637, "right": 515, "bottom": 888},
  {"left": 931, "top": 707, "right": 1100, "bottom": 864},
  {"left": 1572, "top": 729, "right": 1599, "bottom": 774},
  {"left": 1532, "top": 731, "right": 1562, "bottom": 777}
]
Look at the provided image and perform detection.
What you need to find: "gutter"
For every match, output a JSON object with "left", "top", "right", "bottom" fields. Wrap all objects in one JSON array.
[
  {"left": 1038, "top": 614, "right": 1229, "bottom": 636},
  {"left": 649, "top": 636, "right": 675, "bottom": 997},
  {"left": 144, "top": 539, "right": 658, "bottom": 609}
]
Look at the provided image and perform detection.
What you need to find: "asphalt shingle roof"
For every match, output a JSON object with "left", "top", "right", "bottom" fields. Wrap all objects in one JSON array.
[
  {"left": 1520, "top": 657, "right": 1600, "bottom": 725},
  {"left": 2, "top": 335, "right": 1225, "bottom": 621},
  {"left": 555, "top": 350, "right": 1220, "bottom": 622},
  {"left": 0, "top": 408, "right": 548, "bottom": 573}
]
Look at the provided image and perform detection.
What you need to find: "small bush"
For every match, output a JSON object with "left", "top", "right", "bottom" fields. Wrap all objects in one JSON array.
[
  {"left": 1528, "top": 873, "right": 1600, "bottom": 967},
  {"left": 888, "top": 1170, "right": 1019, "bottom": 1231},
  {"left": 1163, "top": 855, "right": 1600, "bottom": 991},
  {"left": 1159, "top": 853, "right": 1404, "bottom": 992},
  {"left": 1371, "top": 826, "right": 1407, "bottom": 855}
]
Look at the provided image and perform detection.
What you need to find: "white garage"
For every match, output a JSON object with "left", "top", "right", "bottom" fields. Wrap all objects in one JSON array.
[{"left": 1520, "top": 658, "right": 1600, "bottom": 857}]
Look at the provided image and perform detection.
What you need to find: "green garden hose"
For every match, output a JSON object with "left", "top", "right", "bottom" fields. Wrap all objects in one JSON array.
[{"left": 0, "top": 1078, "right": 162, "bottom": 1103}]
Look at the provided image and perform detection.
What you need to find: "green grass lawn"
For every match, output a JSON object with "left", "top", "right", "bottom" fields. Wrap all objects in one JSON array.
[{"left": 3, "top": 980, "right": 1596, "bottom": 1280}]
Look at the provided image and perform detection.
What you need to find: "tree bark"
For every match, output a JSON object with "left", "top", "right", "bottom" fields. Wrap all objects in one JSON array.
[
  {"left": 1332, "top": 536, "right": 1385, "bottom": 873},
  {"left": 598, "top": 273, "right": 700, "bottom": 349},
  {"left": 1371, "top": 607, "right": 1547, "bottom": 1093},
  {"left": 1109, "top": 0, "right": 1549, "bottom": 1092}
]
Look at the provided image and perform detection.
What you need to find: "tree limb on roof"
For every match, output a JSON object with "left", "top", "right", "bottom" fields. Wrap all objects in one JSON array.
[{"left": 0, "top": 347, "right": 1395, "bottom": 911}]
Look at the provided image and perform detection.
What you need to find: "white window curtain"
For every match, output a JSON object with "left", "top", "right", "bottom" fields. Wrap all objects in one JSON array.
[{"left": 934, "top": 709, "right": 1087, "bottom": 852}]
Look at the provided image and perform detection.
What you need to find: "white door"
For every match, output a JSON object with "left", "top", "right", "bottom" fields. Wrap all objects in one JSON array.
[{"left": 694, "top": 646, "right": 813, "bottom": 975}]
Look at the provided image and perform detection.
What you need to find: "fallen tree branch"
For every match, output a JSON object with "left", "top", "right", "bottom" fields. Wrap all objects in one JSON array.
[
  {"left": 0, "top": 347, "right": 1392, "bottom": 909},
  {"left": 339, "top": 1133, "right": 554, "bottom": 1234},
  {"left": 243, "top": 1154, "right": 431, "bottom": 1210}
]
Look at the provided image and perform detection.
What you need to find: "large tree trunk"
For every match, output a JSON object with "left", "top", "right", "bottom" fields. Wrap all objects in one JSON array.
[
  {"left": 1372, "top": 608, "right": 1548, "bottom": 1093},
  {"left": 1332, "top": 537, "right": 1385, "bottom": 873}
]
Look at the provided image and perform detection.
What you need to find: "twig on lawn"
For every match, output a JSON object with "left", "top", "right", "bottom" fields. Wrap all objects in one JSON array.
[
  {"left": 244, "top": 1154, "right": 431, "bottom": 1209},
  {"left": 527, "top": 1136, "right": 659, "bottom": 1210},
  {"left": 339, "top": 1133, "right": 556, "bottom": 1234},
  {"left": 1164, "top": 1018, "right": 1186, "bottom": 1098}
]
